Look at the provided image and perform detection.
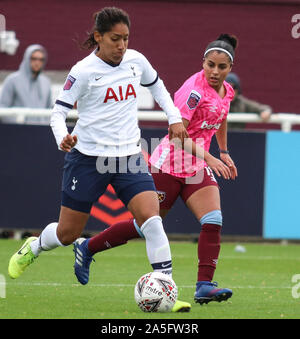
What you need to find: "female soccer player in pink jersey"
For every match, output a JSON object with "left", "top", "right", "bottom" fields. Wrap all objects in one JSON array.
[
  {"left": 149, "top": 34, "right": 238, "bottom": 304},
  {"left": 74, "top": 34, "right": 238, "bottom": 306}
]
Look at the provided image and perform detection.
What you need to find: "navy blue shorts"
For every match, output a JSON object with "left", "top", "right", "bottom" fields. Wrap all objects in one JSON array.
[{"left": 61, "top": 149, "right": 156, "bottom": 213}]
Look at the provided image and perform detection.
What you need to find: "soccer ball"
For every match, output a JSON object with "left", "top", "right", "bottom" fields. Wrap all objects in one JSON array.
[{"left": 134, "top": 272, "right": 178, "bottom": 312}]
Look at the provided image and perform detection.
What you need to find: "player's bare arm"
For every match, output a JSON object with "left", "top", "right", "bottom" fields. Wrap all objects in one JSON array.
[{"left": 215, "top": 119, "right": 238, "bottom": 179}]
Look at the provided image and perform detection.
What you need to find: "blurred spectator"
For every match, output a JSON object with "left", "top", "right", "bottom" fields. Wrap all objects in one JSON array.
[
  {"left": 226, "top": 72, "right": 272, "bottom": 129},
  {"left": 0, "top": 44, "right": 52, "bottom": 123}
]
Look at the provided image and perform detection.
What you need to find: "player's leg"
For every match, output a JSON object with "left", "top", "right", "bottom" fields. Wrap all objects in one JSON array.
[
  {"left": 74, "top": 210, "right": 173, "bottom": 285},
  {"left": 34, "top": 204, "right": 90, "bottom": 250},
  {"left": 84, "top": 168, "right": 176, "bottom": 257},
  {"left": 124, "top": 170, "right": 191, "bottom": 313},
  {"left": 127, "top": 190, "right": 173, "bottom": 275},
  {"left": 8, "top": 148, "right": 102, "bottom": 280},
  {"left": 106, "top": 156, "right": 174, "bottom": 277},
  {"left": 87, "top": 218, "right": 140, "bottom": 254},
  {"left": 73, "top": 187, "right": 171, "bottom": 285},
  {"left": 185, "top": 185, "right": 222, "bottom": 283},
  {"left": 68, "top": 159, "right": 113, "bottom": 284},
  {"left": 8, "top": 204, "right": 90, "bottom": 279},
  {"left": 86, "top": 210, "right": 171, "bottom": 255},
  {"left": 83, "top": 210, "right": 170, "bottom": 256},
  {"left": 183, "top": 168, "right": 232, "bottom": 304},
  {"left": 115, "top": 163, "right": 182, "bottom": 276}
]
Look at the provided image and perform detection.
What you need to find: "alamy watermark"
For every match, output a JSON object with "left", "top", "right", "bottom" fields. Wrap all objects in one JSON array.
[
  {"left": 291, "top": 274, "right": 300, "bottom": 299},
  {"left": 0, "top": 274, "right": 6, "bottom": 298},
  {"left": 0, "top": 14, "right": 5, "bottom": 33},
  {"left": 291, "top": 14, "right": 300, "bottom": 39},
  {"left": 95, "top": 137, "right": 206, "bottom": 184}
]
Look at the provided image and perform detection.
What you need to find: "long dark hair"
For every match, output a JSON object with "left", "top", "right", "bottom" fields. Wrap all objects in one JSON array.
[{"left": 81, "top": 7, "right": 131, "bottom": 50}]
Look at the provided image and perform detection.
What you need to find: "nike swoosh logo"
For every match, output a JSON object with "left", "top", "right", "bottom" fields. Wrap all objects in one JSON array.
[
  {"left": 161, "top": 263, "right": 172, "bottom": 268},
  {"left": 18, "top": 243, "right": 28, "bottom": 255},
  {"left": 95, "top": 77, "right": 102, "bottom": 81}
]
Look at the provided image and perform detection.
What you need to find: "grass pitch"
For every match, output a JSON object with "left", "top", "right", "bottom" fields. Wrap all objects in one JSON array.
[{"left": 1, "top": 239, "right": 300, "bottom": 319}]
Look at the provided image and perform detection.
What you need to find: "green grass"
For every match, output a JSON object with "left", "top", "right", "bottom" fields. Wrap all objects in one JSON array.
[{"left": 1, "top": 239, "right": 300, "bottom": 319}]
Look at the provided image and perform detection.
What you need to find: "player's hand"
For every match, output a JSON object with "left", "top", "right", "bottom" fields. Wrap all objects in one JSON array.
[
  {"left": 168, "top": 122, "right": 189, "bottom": 145},
  {"left": 220, "top": 153, "right": 238, "bottom": 180},
  {"left": 60, "top": 134, "right": 78, "bottom": 152},
  {"left": 205, "top": 154, "right": 232, "bottom": 180}
]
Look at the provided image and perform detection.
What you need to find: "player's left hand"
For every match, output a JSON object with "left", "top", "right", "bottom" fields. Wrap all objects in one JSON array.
[
  {"left": 220, "top": 153, "right": 238, "bottom": 180},
  {"left": 169, "top": 122, "right": 189, "bottom": 145}
]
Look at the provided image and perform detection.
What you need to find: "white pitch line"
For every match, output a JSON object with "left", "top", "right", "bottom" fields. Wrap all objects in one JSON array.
[
  {"left": 2, "top": 251, "right": 297, "bottom": 261},
  {"left": 1, "top": 251, "right": 299, "bottom": 261},
  {"left": 0, "top": 281, "right": 293, "bottom": 289}
]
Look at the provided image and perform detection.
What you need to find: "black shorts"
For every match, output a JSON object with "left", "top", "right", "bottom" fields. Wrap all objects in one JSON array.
[{"left": 61, "top": 149, "right": 156, "bottom": 213}]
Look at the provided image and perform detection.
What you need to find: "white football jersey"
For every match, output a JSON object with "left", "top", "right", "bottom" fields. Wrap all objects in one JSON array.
[{"left": 52, "top": 48, "right": 182, "bottom": 157}]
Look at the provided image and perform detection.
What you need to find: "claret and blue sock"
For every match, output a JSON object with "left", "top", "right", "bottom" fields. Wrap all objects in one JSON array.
[{"left": 194, "top": 210, "right": 232, "bottom": 304}]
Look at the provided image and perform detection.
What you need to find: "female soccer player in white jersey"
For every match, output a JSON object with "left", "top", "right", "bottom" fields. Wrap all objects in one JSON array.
[
  {"left": 8, "top": 6, "right": 190, "bottom": 311},
  {"left": 78, "top": 34, "right": 239, "bottom": 306}
]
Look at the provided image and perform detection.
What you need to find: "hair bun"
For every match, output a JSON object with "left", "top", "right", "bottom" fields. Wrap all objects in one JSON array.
[{"left": 217, "top": 34, "right": 238, "bottom": 50}]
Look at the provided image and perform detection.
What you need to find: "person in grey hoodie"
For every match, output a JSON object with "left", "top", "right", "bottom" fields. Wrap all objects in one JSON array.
[{"left": 0, "top": 44, "right": 52, "bottom": 123}]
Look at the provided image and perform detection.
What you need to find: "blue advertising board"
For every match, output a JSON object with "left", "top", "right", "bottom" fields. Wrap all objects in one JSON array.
[{"left": 264, "top": 131, "right": 300, "bottom": 239}]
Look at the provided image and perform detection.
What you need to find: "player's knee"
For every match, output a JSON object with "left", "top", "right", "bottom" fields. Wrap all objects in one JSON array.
[
  {"left": 200, "top": 210, "right": 222, "bottom": 227},
  {"left": 135, "top": 210, "right": 160, "bottom": 227},
  {"left": 56, "top": 228, "right": 81, "bottom": 246},
  {"left": 56, "top": 234, "right": 73, "bottom": 246}
]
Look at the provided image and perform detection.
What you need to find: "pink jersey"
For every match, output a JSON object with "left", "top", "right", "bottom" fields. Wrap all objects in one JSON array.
[{"left": 149, "top": 70, "right": 234, "bottom": 177}]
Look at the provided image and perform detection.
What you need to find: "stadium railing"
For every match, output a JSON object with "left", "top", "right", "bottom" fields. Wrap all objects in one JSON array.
[{"left": 0, "top": 108, "right": 300, "bottom": 132}]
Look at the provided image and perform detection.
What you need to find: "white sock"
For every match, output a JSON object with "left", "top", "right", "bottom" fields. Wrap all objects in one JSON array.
[
  {"left": 30, "top": 222, "right": 64, "bottom": 256},
  {"left": 140, "top": 216, "right": 172, "bottom": 276}
]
